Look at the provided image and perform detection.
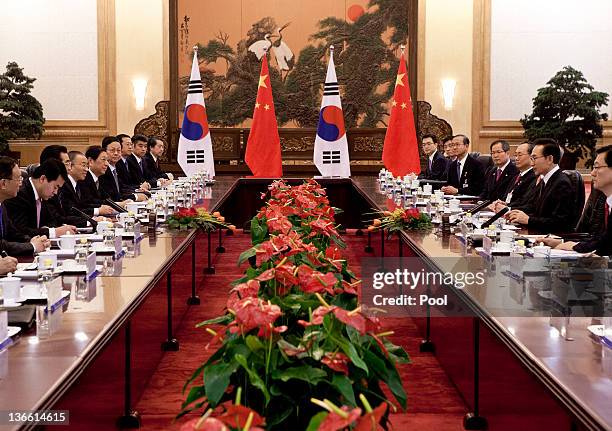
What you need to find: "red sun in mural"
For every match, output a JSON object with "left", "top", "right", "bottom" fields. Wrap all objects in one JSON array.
[{"left": 347, "top": 4, "right": 365, "bottom": 22}]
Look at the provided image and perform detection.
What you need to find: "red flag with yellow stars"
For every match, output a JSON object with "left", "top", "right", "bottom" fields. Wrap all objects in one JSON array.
[
  {"left": 382, "top": 51, "right": 420, "bottom": 177},
  {"left": 245, "top": 54, "right": 283, "bottom": 177}
]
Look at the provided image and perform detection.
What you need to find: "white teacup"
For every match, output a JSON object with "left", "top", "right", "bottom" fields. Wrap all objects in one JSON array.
[
  {"left": 37, "top": 252, "right": 58, "bottom": 270},
  {"left": 59, "top": 234, "right": 77, "bottom": 250},
  {"left": 96, "top": 221, "right": 114, "bottom": 235},
  {"left": 449, "top": 199, "right": 461, "bottom": 211},
  {"left": 495, "top": 241, "right": 512, "bottom": 252},
  {"left": 1, "top": 277, "right": 21, "bottom": 303},
  {"left": 423, "top": 184, "right": 433, "bottom": 195},
  {"left": 22, "top": 284, "right": 40, "bottom": 298},
  {"left": 498, "top": 230, "right": 515, "bottom": 244},
  {"left": 126, "top": 203, "right": 140, "bottom": 214},
  {"left": 533, "top": 245, "right": 551, "bottom": 258}
]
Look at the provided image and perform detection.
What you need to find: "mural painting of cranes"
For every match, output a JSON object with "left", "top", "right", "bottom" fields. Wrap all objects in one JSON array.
[{"left": 248, "top": 23, "right": 295, "bottom": 74}]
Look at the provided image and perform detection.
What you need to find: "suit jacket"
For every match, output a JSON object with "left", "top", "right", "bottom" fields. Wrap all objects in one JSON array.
[
  {"left": 143, "top": 153, "right": 168, "bottom": 184},
  {"left": 479, "top": 162, "right": 520, "bottom": 201},
  {"left": 4, "top": 179, "right": 59, "bottom": 238},
  {"left": 100, "top": 166, "right": 136, "bottom": 201},
  {"left": 505, "top": 169, "right": 537, "bottom": 211},
  {"left": 117, "top": 158, "right": 137, "bottom": 189},
  {"left": 418, "top": 151, "right": 448, "bottom": 181},
  {"left": 575, "top": 188, "right": 607, "bottom": 235},
  {"left": 79, "top": 171, "right": 110, "bottom": 210},
  {"left": 573, "top": 207, "right": 611, "bottom": 256},
  {"left": 45, "top": 195, "right": 87, "bottom": 228},
  {"left": 59, "top": 177, "right": 95, "bottom": 217},
  {"left": 0, "top": 202, "right": 34, "bottom": 256},
  {"left": 522, "top": 169, "right": 574, "bottom": 233},
  {"left": 446, "top": 154, "right": 486, "bottom": 196},
  {"left": 127, "top": 154, "right": 148, "bottom": 186}
]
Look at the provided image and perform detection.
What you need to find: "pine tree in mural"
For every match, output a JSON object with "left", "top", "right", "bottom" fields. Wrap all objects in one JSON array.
[
  {"left": 521, "top": 66, "right": 609, "bottom": 168},
  {"left": 0, "top": 62, "right": 45, "bottom": 152},
  {"left": 181, "top": 0, "right": 409, "bottom": 128}
]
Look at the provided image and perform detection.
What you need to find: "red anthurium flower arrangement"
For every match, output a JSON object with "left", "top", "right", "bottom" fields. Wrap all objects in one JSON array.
[
  {"left": 368, "top": 207, "right": 432, "bottom": 234},
  {"left": 180, "top": 180, "right": 409, "bottom": 430}
]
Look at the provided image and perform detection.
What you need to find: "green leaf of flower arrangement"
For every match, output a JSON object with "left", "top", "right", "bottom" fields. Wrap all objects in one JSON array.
[
  {"left": 203, "top": 361, "right": 239, "bottom": 406},
  {"left": 234, "top": 354, "right": 271, "bottom": 405},
  {"left": 271, "top": 365, "right": 327, "bottom": 384}
]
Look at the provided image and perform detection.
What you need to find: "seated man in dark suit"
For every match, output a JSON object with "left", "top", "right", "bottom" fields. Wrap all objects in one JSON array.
[
  {"left": 491, "top": 141, "right": 537, "bottom": 212},
  {"left": 442, "top": 136, "right": 454, "bottom": 161},
  {"left": 0, "top": 156, "right": 50, "bottom": 255},
  {"left": 441, "top": 134, "right": 485, "bottom": 196},
  {"left": 79, "top": 146, "right": 129, "bottom": 212},
  {"left": 144, "top": 137, "right": 173, "bottom": 187},
  {"left": 418, "top": 134, "right": 448, "bottom": 181},
  {"left": 100, "top": 136, "right": 147, "bottom": 202},
  {"left": 575, "top": 188, "right": 607, "bottom": 236},
  {"left": 117, "top": 133, "right": 150, "bottom": 192},
  {"left": 479, "top": 140, "right": 519, "bottom": 201},
  {"left": 540, "top": 145, "right": 612, "bottom": 255},
  {"left": 506, "top": 138, "right": 574, "bottom": 233},
  {"left": 59, "top": 151, "right": 114, "bottom": 217},
  {"left": 5, "top": 159, "right": 77, "bottom": 239},
  {"left": 127, "top": 134, "right": 154, "bottom": 188},
  {"left": 38, "top": 145, "right": 88, "bottom": 228}
]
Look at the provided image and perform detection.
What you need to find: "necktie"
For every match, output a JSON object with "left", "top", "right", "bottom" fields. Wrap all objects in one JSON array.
[
  {"left": 138, "top": 160, "right": 143, "bottom": 174},
  {"left": 0, "top": 204, "right": 4, "bottom": 237},
  {"left": 428, "top": 158, "right": 432, "bottom": 173},
  {"left": 605, "top": 202, "right": 609, "bottom": 229},
  {"left": 123, "top": 159, "right": 129, "bottom": 173},
  {"left": 496, "top": 168, "right": 502, "bottom": 182},
  {"left": 95, "top": 179, "right": 99, "bottom": 191},
  {"left": 75, "top": 183, "right": 81, "bottom": 199},
  {"left": 112, "top": 169, "right": 120, "bottom": 193},
  {"left": 36, "top": 198, "right": 42, "bottom": 228},
  {"left": 456, "top": 161, "right": 461, "bottom": 182}
]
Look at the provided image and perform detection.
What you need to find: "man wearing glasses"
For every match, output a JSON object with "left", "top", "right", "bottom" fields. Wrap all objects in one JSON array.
[
  {"left": 418, "top": 134, "right": 448, "bottom": 181},
  {"left": 506, "top": 138, "right": 574, "bottom": 233},
  {"left": 479, "top": 139, "right": 519, "bottom": 201},
  {"left": 539, "top": 145, "right": 612, "bottom": 255},
  {"left": 441, "top": 134, "right": 485, "bottom": 196},
  {"left": 490, "top": 141, "right": 537, "bottom": 212},
  {"left": 0, "top": 156, "right": 50, "bottom": 255}
]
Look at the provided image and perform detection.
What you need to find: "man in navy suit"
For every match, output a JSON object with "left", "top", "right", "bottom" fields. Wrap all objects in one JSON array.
[
  {"left": 507, "top": 139, "right": 574, "bottom": 233},
  {"left": 479, "top": 139, "right": 519, "bottom": 201},
  {"left": 418, "top": 134, "right": 448, "bottom": 181},
  {"left": 143, "top": 137, "right": 173, "bottom": 186},
  {"left": 491, "top": 141, "right": 537, "bottom": 212},
  {"left": 117, "top": 133, "right": 150, "bottom": 192},
  {"left": 540, "top": 145, "right": 611, "bottom": 255},
  {"left": 441, "top": 134, "right": 485, "bottom": 197}
]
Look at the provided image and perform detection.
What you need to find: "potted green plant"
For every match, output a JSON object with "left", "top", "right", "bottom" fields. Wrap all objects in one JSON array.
[
  {"left": 0, "top": 62, "right": 45, "bottom": 155},
  {"left": 521, "top": 65, "right": 609, "bottom": 169}
]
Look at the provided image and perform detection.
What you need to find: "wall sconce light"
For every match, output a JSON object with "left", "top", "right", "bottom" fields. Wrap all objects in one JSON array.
[
  {"left": 132, "top": 78, "right": 148, "bottom": 110},
  {"left": 441, "top": 79, "right": 456, "bottom": 110}
]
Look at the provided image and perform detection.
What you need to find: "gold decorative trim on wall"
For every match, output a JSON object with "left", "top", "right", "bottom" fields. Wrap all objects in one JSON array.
[
  {"left": 43, "top": 0, "right": 116, "bottom": 137},
  {"left": 472, "top": 0, "right": 611, "bottom": 153}
]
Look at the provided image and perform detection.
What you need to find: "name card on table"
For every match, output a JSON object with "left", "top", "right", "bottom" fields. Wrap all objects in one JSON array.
[
  {"left": 133, "top": 222, "right": 141, "bottom": 239},
  {"left": 482, "top": 235, "right": 493, "bottom": 255},
  {"left": 0, "top": 311, "right": 7, "bottom": 344},
  {"left": 46, "top": 276, "right": 63, "bottom": 311},
  {"left": 86, "top": 252, "right": 97, "bottom": 280},
  {"left": 114, "top": 235, "right": 122, "bottom": 256}
]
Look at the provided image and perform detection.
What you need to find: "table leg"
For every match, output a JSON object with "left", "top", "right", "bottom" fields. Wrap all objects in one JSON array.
[
  {"left": 205, "top": 230, "right": 215, "bottom": 274},
  {"left": 364, "top": 230, "right": 373, "bottom": 253},
  {"left": 463, "top": 318, "right": 488, "bottom": 430},
  {"left": 216, "top": 228, "right": 225, "bottom": 253},
  {"left": 116, "top": 321, "right": 141, "bottom": 428},
  {"left": 161, "top": 271, "right": 179, "bottom": 351},
  {"left": 187, "top": 240, "right": 200, "bottom": 305}
]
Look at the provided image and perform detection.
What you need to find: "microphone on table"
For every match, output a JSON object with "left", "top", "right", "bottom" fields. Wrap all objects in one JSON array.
[
  {"left": 70, "top": 206, "right": 98, "bottom": 228},
  {"left": 467, "top": 199, "right": 494, "bottom": 215},
  {"left": 104, "top": 198, "right": 128, "bottom": 213},
  {"left": 480, "top": 206, "right": 510, "bottom": 228}
]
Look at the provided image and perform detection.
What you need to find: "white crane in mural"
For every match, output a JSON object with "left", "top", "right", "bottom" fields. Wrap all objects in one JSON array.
[
  {"left": 248, "top": 23, "right": 294, "bottom": 72},
  {"left": 270, "top": 23, "right": 294, "bottom": 71},
  {"left": 248, "top": 33, "right": 272, "bottom": 60}
]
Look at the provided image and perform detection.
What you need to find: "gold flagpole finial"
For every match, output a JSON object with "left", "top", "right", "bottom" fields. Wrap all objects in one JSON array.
[
  {"left": 193, "top": 45, "right": 199, "bottom": 53},
  {"left": 329, "top": 45, "right": 335, "bottom": 52},
  {"left": 400, "top": 44, "right": 406, "bottom": 54}
]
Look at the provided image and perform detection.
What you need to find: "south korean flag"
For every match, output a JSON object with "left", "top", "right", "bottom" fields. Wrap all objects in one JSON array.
[
  {"left": 177, "top": 47, "right": 215, "bottom": 177},
  {"left": 313, "top": 46, "right": 350, "bottom": 178}
]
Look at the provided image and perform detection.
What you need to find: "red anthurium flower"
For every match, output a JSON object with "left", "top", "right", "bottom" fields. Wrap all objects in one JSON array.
[
  {"left": 230, "top": 279, "right": 260, "bottom": 299},
  {"left": 317, "top": 406, "right": 362, "bottom": 431},
  {"left": 325, "top": 245, "right": 343, "bottom": 260},
  {"left": 274, "top": 263, "right": 298, "bottom": 287},
  {"left": 321, "top": 351, "right": 351, "bottom": 375},
  {"left": 216, "top": 403, "right": 265, "bottom": 429},
  {"left": 353, "top": 403, "right": 388, "bottom": 431},
  {"left": 341, "top": 280, "right": 359, "bottom": 296},
  {"left": 180, "top": 417, "right": 228, "bottom": 431},
  {"left": 229, "top": 298, "right": 283, "bottom": 337},
  {"left": 255, "top": 269, "right": 275, "bottom": 282},
  {"left": 297, "top": 265, "right": 338, "bottom": 294},
  {"left": 332, "top": 307, "right": 366, "bottom": 335},
  {"left": 308, "top": 217, "right": 339, "bottom": 238},
  {"left": 267, "top": 216, "right": 293, "bottom": 234}
]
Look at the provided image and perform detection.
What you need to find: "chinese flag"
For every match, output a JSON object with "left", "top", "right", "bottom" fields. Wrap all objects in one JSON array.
[
  {"left": 245, "top": 54, "right": 283, "bottom": 177},
  {"left": 382, "top": 52, "right": 420, "bottom": 177}
]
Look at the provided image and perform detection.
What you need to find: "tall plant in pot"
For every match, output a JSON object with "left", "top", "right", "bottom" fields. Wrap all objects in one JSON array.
[
  {"left": 0, "top": 62, "right": 45, "bottom": 154},
  {"left": 521, "top": 65, "right": 609, "bottom": 169}
]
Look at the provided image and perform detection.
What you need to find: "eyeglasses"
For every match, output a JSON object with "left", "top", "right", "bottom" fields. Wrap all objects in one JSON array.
[
  {"left": 530, "top": 155, "right": 546, "bottom": 161},
  {"left": 592, "top": 164, "right": 610, "bottom": 170},
  {"left": 2, "top": 176, "right": 23, "bottom": 182}
]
